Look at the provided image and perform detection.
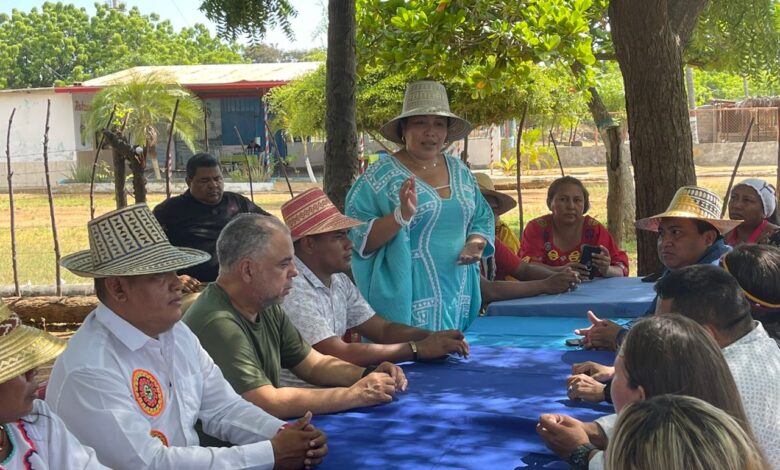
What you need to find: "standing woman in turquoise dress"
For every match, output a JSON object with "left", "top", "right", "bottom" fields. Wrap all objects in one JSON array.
[{"left": 346, "top": 81, "right": 495, "bottom": 331}]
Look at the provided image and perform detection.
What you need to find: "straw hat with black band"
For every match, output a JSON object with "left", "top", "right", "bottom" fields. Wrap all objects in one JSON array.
[
  {"left": 474, "top": 173, "right": 516, "bottom": 216},
  {"left": 281, "top": 188, "right": 364, "bottom": 241},
  {"left": 635, "top": 186, "right": 743, "bottom": 235},
  {"left": 0, "top": 303, "right": 66, "bottom": 385},
  {"left": 60, "top": 203, "right": 210, "bottom": 278},
  {"left": 379, "top": 81, "right": 472, "bottom": 145}
]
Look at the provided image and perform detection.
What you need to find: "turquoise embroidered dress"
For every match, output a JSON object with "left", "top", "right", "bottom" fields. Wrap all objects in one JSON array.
[{"left": 346, "top": 155, "right": 495, "bottom": 331}]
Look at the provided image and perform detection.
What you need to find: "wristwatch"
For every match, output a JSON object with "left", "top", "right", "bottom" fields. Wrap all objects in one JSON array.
[{"left": 568, "top": 443, "right": 597, "bottom": 470}]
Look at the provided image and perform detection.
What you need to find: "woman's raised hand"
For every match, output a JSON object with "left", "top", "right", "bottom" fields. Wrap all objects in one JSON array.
[{"left": 399, "top": 176, "right": 417, "bottom": 221}]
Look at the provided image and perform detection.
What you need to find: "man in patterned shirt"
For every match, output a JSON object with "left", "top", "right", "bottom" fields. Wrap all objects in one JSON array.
[
  {"left": 653, "top": 265, "right": 779, "bottom": 468},
  {"left": 278, "top": 189, "right": 469, "bottom": 387}
]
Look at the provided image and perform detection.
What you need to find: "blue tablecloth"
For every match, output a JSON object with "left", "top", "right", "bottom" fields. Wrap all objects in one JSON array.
[
  {"left": 486, "top": 276, "right": 655, "bottom": 318},
  {"left": 315, "top": 346, "right": 616, "bottom": 469},
  {"left": 466, "top": 316, "right": 631, "bottom": 348}
]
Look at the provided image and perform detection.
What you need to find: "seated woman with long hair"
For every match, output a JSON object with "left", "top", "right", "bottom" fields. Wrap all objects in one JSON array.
[
  {"left": 0, "top": 304, "right": 107, "bottom": 469},
  {"left": 536, "top": 314, "right": 766, "bottom": 469},
  {"left": 606, "top": 395, "right": 768, "bottom": 470},
  {"left": 520, "top": 176, "right": 628, "bottom": 278}
]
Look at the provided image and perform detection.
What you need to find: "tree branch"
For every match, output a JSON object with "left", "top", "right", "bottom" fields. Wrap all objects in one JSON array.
[{"left": 668, "top": 0, "right": 711, "bottom": 48}]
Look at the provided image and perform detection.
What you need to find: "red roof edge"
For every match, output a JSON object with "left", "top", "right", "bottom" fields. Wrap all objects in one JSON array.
[{"left": 55, "top": 80, "right": 289, "bottom": 94}]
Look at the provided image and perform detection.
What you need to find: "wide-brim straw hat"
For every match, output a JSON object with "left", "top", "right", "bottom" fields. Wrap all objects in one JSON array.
[
  {"left": 60, "top": 203, "right": 211, "bottom": 278},
  {"left": 379, "top": 81, "right": 472, "bottom": 145},
  {"left": 282, "top": 188, "right": 364, "bottom": 241},
  {"left": 474, "top": 172, "right": 516, "bottom": 216},
  {"left": 0, "top": 303, "right": 66, "bottom": 385},
  {"left": 635, "top": 186, "right": 743, "bottom": 234}
]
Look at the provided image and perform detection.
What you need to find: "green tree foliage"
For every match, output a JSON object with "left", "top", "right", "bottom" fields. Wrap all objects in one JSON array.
[
  {"left": 357, "top": 0, "right": 597, "bottom": 96},
  {"left": 0, "top": 2, "right": 243, "bottom": 89},
  {"left": 243, "top": 43, "right": 320, "bottom": 63},
  {"left": 688, "top": 0, "right": 780, "bottom": 80},
  {"left": 200, "top": 0, "right": 296, "bottom": 40}
]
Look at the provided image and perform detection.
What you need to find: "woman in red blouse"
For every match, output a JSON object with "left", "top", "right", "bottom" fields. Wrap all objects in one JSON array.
[{"left": 520, "top": 176, "right": 628, "bottom": 277}]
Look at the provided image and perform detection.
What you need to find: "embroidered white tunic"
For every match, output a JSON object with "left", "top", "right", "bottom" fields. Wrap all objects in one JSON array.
[
  {"left": 1, "top": 400, "right": 107, "bottom": 469},
  {"left": 45, "top": 304, "right": 285, "bottom": 470}
]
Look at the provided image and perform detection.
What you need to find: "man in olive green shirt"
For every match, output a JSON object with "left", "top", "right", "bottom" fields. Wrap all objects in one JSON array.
[{"left": 184, "top": 214, "right": 407, "bottom": 420}]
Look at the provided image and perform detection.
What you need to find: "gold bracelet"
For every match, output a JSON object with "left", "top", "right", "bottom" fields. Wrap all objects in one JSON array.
[{"left": 408, "top": 341, "right": 418, "bottom": 361}]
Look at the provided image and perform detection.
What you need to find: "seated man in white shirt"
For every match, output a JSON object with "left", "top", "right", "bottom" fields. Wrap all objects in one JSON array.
[
  {"left": 278, "top": 188, "right": 469, "bottom": 388},
  {"left": 46, "top": 204, "right": 327, "bottom": 470}
]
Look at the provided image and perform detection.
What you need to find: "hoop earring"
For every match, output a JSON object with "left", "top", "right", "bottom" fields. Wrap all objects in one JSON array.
[{"left": 401, "top": 135, "right": 406, "bottom": 145}]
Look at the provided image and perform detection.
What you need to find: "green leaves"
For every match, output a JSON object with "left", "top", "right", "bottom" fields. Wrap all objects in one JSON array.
[{"left": 0, "top": 2, "right": 243, "bottom": 89}]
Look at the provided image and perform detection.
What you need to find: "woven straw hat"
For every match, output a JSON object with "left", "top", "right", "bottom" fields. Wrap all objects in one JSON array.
[
  {"left": 60, "top": 203, "right": 211, "bottom": 278},
  {"left": 635, "top": 186, "right": 743, "bottom": 234},
  {"left": 474, "top": 173, "right": 516, "bottom": 216},
  {"left": 0, "top": 303, "right": 66, "bottom": 385},
  {"left": 281, "top": 188, "right": 364, "bottom": 241},
  {"left": 379, "top": 81, "right": 472, "bottom": 144}
]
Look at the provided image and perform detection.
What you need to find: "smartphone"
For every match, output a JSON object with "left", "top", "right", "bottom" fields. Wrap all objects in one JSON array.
[
  {"left": 565, "top": 338, "right": 583, "bottom": 347},
  {"left": 580, "top": 244, "right": 600, "bottom": 280}
]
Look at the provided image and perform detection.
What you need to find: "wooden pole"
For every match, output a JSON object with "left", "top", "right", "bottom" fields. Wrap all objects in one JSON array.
[
  {"left": 164, "top": 99, "right": 180, "bottom": 200},
  {"left": 721, "top": 117, "right": 755, "bottom": 218},
  {"left": 233, "top": 126, "right": 254, "bottom": 202},
  {"left": 264, "top": 122, "right": 294, "bottom": 198},
  {"left": 89, "top": 106, "right": 115, "bottom": 220},
  {"left": 6, "top": 108, "right": 19, "bottom": 297},
  {"left": 203, "top": 110, "right": 209, "bottom": 152},
  {"left": 41, "top": 100, "right": 62, "bottom": 297},
  {"left": 776, "top": 107, "right": 780, "bottom": 211},
  {"left": 549, "top": 131, "right": 565, "bottom": 177},
  {"left": 515, "top": 103, "right": 529, "bottom": 236}
]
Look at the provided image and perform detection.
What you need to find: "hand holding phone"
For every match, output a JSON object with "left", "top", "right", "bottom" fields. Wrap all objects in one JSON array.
[{"left": 580, "top": 244, "right": 600, "bottom": 280}]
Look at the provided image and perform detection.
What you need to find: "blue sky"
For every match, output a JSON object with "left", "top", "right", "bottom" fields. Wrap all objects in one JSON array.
[{"left": 0, "top": 0, "right": 325, "bottom": 50}]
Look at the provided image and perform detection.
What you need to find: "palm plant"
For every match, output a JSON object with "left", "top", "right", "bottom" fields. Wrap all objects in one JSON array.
[{"left": 84, "top": 72, "right": 204, "bottom": 205}]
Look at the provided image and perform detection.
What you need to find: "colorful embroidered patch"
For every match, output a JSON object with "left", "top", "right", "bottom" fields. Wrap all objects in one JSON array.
[
  {"left": 150, "top": 429, "right": 169, "bottom": 447},
  {"left": 537, "top": 218, "right": 548, "bottom": 228},
  {"left": 547, "top": 250, "right": 559, "bottom": 261},
  {"left": 544, "top": 242, "right": 552, "bottom": 251},
  {"left": 132, "top": 369, "right": 164, "bottom": 417},
  {"left": 521, "top": 256, "right": 531, "bottom": 263},
  {"left": 588, "top": 218, "right": 599, "bottom": 226},
  {"left": 569, "top": 250, "right": 581, "bottom": 263}
]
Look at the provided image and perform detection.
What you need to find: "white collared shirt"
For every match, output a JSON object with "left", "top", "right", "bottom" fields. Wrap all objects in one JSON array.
[
  {"left": 45, "top": 303, "right": 285, "bottom": 470},
  {"left": 280, "top": 256, "right": 375, "bottom": 387},
  {"left": 722, "top": 321, "right": 780, "bottom": 469}
]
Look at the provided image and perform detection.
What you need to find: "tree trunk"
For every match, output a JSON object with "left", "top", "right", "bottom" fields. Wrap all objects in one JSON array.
[
  {"left": 585, "top": 86, "right": 636, "bottom": 247},
  {"left": 610, "top": 0, "right": 697, "bottom": 275},
  {"left": 461, "top": 135, "right": 469, "bottom": 164},
  {"left": 323, "top": 0, "right": 358, "bottom": 211},
  {"left": 112, "top": 148, "right": 127, "bottom": 209}
]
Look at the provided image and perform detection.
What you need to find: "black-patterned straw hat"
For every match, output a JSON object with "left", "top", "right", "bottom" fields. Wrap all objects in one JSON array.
[
  {"left": 0, "top": 303, "right": 66, "bottom": 384},
  {"left": 60, "top": 203, "right": 210, "bottom": 278},
  {"left": 379, "top": 80, "right": 472, "bottom": 144},
  {"left": 635, "top": 186, "right": 743, "bottom": 235}
]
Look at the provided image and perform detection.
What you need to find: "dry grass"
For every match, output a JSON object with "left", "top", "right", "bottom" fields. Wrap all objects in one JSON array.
[{"left": 0, "top": 167, "right": 773, "bottom": 284}]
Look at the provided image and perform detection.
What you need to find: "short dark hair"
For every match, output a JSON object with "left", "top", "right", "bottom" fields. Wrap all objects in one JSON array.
[
  {"left": 186, "top": 153, "right": 220, "bottom": 179},
  {"left": 546, "top": 176, "right": 590, "bottom": 214},
  {"left": 654, "top": 264, "right": 752, "bottom": 333},
  {"left": 724, "top": 244, "right": 780, "bottom": 306}
]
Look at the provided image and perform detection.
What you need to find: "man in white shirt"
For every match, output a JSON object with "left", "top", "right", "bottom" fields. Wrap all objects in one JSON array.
[
  {"left": 278, "top": 188, "right": 469, "bottom": 387},
  {"left": 46, "top": 203, "right": 327, "bottom": 470}
]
